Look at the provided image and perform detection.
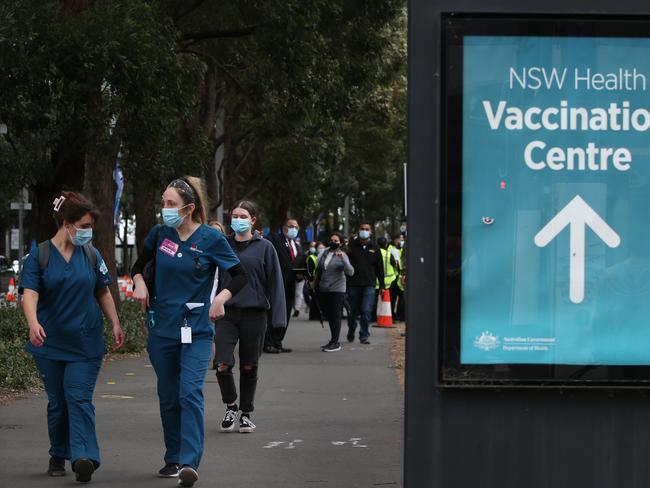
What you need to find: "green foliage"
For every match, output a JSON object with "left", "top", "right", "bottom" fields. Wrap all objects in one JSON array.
[
  {"left": 103, "top": 299, "right": 148, "bottom": 354},
  {"left": 0, "top": 301, "right": 147, "bottom": 391},
  {"left": 0, "top": 307, "right": 39, "bottom": 389},
  {"left": 1, "top": 0, "right": 407, "bottom": 247}
]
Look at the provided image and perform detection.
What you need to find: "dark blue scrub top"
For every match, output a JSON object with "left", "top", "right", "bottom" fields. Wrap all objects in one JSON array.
[
  {"left": 145, "top": 224, "right": 240, "bottom": 340},
  {"left": 21, "top": 241, "right": 112, "bottom": 361}
]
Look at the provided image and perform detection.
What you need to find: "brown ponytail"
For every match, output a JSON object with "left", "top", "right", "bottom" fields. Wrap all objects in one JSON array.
[{"left": 166, "top": 176, "right": 208, "bottom": 224}]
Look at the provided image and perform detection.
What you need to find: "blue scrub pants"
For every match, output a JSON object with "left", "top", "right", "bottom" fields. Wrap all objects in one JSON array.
[
  {"left": 33, "top": 356, "right": 102, "bottom": 467},
  {"left": 147, "top": 335, "right": 212, "bottom": 469}
]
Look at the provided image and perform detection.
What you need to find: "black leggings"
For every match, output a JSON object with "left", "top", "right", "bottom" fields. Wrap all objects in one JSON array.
[{"left": 215, "top": 307, "right": 267, "bottom": 413}]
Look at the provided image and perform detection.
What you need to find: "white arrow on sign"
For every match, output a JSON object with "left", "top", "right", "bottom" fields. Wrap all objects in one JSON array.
[{"left": 534, "top": 195, "right": 620, "bottom": 304}]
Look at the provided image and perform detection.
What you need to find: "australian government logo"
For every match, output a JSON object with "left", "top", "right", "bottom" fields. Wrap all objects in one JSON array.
[{"left": 473, "top": 331, "right": 500, "bottom": 351}]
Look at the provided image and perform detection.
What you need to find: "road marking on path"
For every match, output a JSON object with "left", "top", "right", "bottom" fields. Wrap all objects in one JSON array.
[
  {"left": 332, "top": 438, "right": 368, "bottom": 448},
  {"left": 100, "top": 395, "right": 134, "bottom": 400},
  {"left": 125, "top": 373, "right": 135, "bottom": 376},
  {"left": 106, "top": 381, "right": 116, "bottom": 385},
  {"left": 144, "top": 364, "right": 152, "bottom": 368},
  {"left": 263, "top": 440, "right": 303, "bottom": 449}
]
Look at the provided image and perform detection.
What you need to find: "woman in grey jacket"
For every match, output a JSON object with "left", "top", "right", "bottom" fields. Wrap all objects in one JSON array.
[
  {"left": 215, "top": 201, "right": 286, "bottom": 433},
  {"left": 315, "top": 232, "right": 354, "bottom": 352}
]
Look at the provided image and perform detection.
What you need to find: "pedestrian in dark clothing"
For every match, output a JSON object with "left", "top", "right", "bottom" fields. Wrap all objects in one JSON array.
[
  {"left": 215, "top": 201, "right": 286, "bottom": 434},
  {"left": 315, "top": 232, "right": 354, "bottom": 351},
  {"left": 264, "top": 218, "right": 304, "bottom": 353},
  {"left": 346, "top": 223, "right": 384, "bottom": 344}
]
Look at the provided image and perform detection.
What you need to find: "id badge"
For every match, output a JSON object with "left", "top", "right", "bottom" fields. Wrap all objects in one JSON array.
[{"left": 181, "top": 326, "right": 192, "bottom": 344}]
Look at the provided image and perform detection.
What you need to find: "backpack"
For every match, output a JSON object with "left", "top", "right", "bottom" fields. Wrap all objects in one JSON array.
[
  {"left": 36, "top": 241, "right": 97, "bottom": 270},
  {"left": 17, "top": 241, "right": 97, "bottom": 294}
]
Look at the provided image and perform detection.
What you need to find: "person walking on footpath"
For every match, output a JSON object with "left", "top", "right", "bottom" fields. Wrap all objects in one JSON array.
[
  {"left": 314, "top": 232, "right": 354, "bottom": 351},
  {"left": 215, "top": 201, "right": 286, "bottom": 434},
  {"left": 131, "top": 177, "right": 247, "bottom": 488},
  {"left": 19, "top": 191, "right": 125, "bottom": 483},
  {"left": 346, "top": 223, "right": 384, "bottom": 345},
  {"left": 207, "top": 219, "right": 226, "bottom": 369},
  {"left": 264, "top": 218, "right": 304, "bottom": 353},
  {"left": 377, "top": 236, "right": 401, "bottom": 319}
]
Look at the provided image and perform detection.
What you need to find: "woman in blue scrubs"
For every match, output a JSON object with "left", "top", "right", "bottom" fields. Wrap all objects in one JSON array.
[
  {"left": 20, "top": 191, "right": 124, "bottom": 483},
  {"left": 131, "top": 177, "right": 247, "bottom": 488}
]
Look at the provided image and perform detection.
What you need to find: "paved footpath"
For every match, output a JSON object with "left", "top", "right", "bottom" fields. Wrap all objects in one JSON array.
[{"left": 0, "top": 315, "right": 403, "bottom": 488}]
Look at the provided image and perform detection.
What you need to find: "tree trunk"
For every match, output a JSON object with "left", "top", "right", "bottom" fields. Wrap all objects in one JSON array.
[
  {"left": 32, "top": 141, "right": 86, "bottom": 241},
  {"left": 133, "top": 174, "right": 157, "bottom": 254},
  {"left": 84, "top": 150, "right": 120, "bottom": 304}
]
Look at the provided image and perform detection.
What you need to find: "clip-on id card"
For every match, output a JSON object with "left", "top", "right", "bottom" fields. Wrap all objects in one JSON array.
[
  {"left": 181, "top": 323, "right": 192, "bottom": 344},
  {"left": 181, "top": 302, "right": 205, "bottom": 344}
]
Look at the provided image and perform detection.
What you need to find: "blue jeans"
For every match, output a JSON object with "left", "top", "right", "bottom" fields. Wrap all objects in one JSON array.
[{"left": 347, "top": 286, "right": 376, "bottom": 341}]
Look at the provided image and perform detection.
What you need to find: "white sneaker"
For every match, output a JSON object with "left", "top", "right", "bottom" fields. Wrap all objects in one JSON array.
[
  {"left": 220, "top": 407, "right": 238, "bottom": 432},
  {"left": 239, "top": 414, "right": 256, "bottom": 433}
]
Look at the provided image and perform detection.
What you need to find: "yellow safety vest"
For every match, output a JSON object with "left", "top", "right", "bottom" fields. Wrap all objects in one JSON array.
[
  {"left": 397, "top": 247, "right": 405, "bottom": 291},
  {"left": 381, "top": 247, "right": 397, "bottom": 288},
  {"left": 307, "top": 254, "right": 319, "bottom": 279}
]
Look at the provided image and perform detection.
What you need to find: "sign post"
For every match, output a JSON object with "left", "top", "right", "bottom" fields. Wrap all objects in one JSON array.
[
  {"left": 407, "top": 3, "right": 650, "bottom": 488},
  {"left": 10, "top": 190, "right": 31, "bottom": 263}
]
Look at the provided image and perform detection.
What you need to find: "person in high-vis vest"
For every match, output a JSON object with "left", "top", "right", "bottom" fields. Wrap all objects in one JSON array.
[
  {"left": 391, "top": 235, "right": 406, "bottom": 321},
  {"left": 306, "top": 242, "right": 325, "bottom": 320},
  {"left": 376, "top": 237, "right": 400, "bottom": 319}
]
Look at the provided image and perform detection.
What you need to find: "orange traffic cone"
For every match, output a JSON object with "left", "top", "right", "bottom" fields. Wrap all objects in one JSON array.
[
  {"left": 6, "top": 277, "right": 16, "bottom": 302},
  {"left": 375, "top": 289, "right": 394, "bottom": 328}
]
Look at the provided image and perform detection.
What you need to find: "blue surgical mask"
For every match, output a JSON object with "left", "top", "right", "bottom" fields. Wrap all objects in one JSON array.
[
  {"left": 231, "top": 218, "right": 251, "bottom": 234},
  {"left": 162, "top": 206, "right": 187, "bottom": 228},
  {"left": 287, "top": 227, "right": 299, "bottom": 240},
  {"left": 309, "top": 247, "right": 317, "bottom": 255},
  {"left": 359, "top": 230, "right": 371, "bottom": 240},
  {"left": 68, "top": 226, "right": 93, "bottom": 246}
]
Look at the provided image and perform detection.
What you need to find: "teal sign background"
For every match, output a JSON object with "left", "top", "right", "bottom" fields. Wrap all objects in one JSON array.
[{"left": 461, "top": 36, "right": 650, "bottom": 365}]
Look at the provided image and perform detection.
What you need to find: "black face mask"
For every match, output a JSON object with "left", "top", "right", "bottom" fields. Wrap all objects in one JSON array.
[{"left": 329, "top": 242, "right": 340, "bottom": 250}]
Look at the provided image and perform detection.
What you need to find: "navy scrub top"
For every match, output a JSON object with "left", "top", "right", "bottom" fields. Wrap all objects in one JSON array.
[
  {"left": 21, "top": 241, "right": 112, "bottom": 362},
  {"left": 144, "top": 224, "right": 240, "bottom": 340}
]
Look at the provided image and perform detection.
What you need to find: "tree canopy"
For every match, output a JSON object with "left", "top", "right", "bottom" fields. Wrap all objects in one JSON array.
[{"left": 0, "top": 0, "right": 406, "bottom": 295}]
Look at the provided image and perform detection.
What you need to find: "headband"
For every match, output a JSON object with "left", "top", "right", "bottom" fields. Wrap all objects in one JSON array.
[{"left": 168, "top": 179, "right": 197, "bottom": 203}]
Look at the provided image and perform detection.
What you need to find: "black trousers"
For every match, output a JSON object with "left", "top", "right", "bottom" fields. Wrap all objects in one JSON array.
[
  {"left": 215, "top": 307, "right": 267, "bottom": 413},
  {"left": 390, "top": 280, "right": 404, "bottom": 321}
]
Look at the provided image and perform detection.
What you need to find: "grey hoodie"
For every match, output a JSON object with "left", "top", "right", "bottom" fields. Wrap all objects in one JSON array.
[{"left": 218, "top": 232, "right": 287, "bottom": 328}]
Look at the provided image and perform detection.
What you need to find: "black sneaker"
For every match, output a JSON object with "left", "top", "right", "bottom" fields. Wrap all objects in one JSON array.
[
  {"left": 178, "top": 465, "right": 198, "bottom": 487},
  {"left": 220, "top": 406, "right": 238, "bottom": 432},
  {"left": 360, "top": 338, "right": 371, "bottom": 344},
  {"left": 48, "top": 456, "right": 66, "bottom": 477},
  {"left": 72, "top": 458, "right": 94, "bottom": 483},
  {"left": 239, "top": 414, "right": 256, "bottom": 433},
  {"left": 346, "top": 330, "right": 355, "bottom": 342},
  {"left": 322, "top": 342, "right": 341, "bottom": 352},
  {"left": 158, "top": 463, "right": 180, "bottom": 478}
]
